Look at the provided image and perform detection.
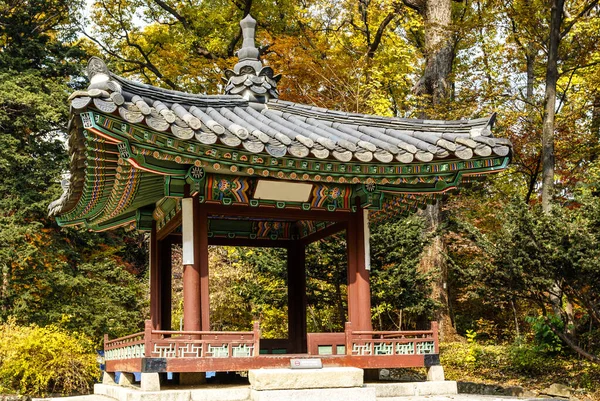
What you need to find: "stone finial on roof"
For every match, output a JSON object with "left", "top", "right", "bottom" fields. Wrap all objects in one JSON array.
[{"left": 223, "top": 14, "right": 281, "bottom": 102}]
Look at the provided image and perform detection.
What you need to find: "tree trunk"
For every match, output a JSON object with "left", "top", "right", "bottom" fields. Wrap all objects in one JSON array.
[
  {"left": 412, "top": 0, "right": 457, "bottom": 341},
  {"left": 541, "top": 0, "right": 564, "bottom": 212},
  {"left": 414, "top": 0, "right": 454, "bottom": 105},
  {"left": 592, "top": 92, "right": 600, "bottom": 145},
  {"left": 418, "top": 204, "right": 455, "bottom": 340},
  {"left": 546, "top": 317, "right": 600, "bottom": 363},
  {"left": 510, "top": 298, "right": 520, "bottom": 339}
]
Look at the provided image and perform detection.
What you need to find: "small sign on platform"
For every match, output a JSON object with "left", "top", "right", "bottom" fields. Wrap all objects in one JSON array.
[{"left": 290, "top": 358, "right": 323, "bottom": 369}]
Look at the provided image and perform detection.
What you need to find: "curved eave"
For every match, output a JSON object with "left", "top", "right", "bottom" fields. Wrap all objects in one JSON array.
[{"left": 50, "top": 58, "right": 512, "bottom": 231}]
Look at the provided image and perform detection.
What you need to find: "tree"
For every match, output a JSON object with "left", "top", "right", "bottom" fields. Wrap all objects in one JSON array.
[
  {"left": 399, "top": 0, "right": 463, "bottom": 339},
  {"left": 370, "top": 215, "right": 436, "bottom": 330},
  {"left": 0, "top": 0, "right": 148, "bottom": 342},
  {"left": 449, "top": 197, "right": 600, "bottom": 361}
]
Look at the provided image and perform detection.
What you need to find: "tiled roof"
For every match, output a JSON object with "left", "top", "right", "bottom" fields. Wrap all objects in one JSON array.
[
  {"left": 49, "top": 14, "right": 511, "bottom": 227},
  {"left": 69, "top": 58, "right": 509, "bottom": 165}
]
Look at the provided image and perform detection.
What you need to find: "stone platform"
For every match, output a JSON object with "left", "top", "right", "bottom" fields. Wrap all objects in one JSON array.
[{"left": 93, "top": 367, "right": 458, "bottom": 401}]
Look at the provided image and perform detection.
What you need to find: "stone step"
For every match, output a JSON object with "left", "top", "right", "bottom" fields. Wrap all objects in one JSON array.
[
  {"left": 94, "top": 384, "right": 250, "bottom": 401},
  {"left": 248, "top": 367, "right": 363, "bottom": 391},
  {"left": 250, "top": 387, "right": 376, "bottom": 401},
  {"left": 366, "top": 381, "right": 458, "bottom": 398}
]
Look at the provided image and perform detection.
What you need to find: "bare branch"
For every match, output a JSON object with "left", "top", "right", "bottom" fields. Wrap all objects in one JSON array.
[{"left": 152, "top": 0, "right": 190, "bottom": 29}]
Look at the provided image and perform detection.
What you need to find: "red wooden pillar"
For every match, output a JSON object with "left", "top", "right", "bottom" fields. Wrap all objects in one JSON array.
[
  {"left": 199, "top": 206, "right": 210, "bottom": 331},
  {"left": 159, "top": 237, "right": 172, "bottom": 331},
  {"left": 287, "top": 243, "right": 307, "bottom": 353},
  {"left": 149, "top": 221, "right": 160, "bottom": 330},
  {"left": 346, "top": 207, "right": 372, "bottom": 331},
  {"left": 182, "top": 196, "right": 201, "bottom": 332}
]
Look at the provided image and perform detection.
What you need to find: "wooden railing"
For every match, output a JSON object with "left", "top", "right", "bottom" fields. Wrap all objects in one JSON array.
[
  {"left": 148, "top": 321, "right": 260, "bottom": 358},
  {"left": 104, "top": 321, "right": 438, "bottom": 361},
  {"left": 104, "top": 331, "right": 145, "bottom": 361},
  {"left": 344, "top": 321, "right": 439, "bottom": 356},
  {"left": 307, "top": 333, "right": 346, "bottom": 355}
]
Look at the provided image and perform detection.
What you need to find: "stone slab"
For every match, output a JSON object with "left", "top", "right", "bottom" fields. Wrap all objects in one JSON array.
[
  {"left": 95, "top": 383, "right": 250, "bottom": 401},
  {"left": 366, "top": 381, "right": 458, "bottom": 397},
  {"left": 248, "top": 367, "right": 363, "bottom": 390},
  {"left": 250, "top": 386, "right": 376, "bottom": 401},
  {"left": 190, "top": 386, "right": 250, "bottom": 401},
  {"left": 94, "top": 384, "right": 190, "bottom": 401}
]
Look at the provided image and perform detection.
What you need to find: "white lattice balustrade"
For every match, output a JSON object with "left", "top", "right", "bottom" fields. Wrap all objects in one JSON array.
[
  {"left": 232, "top": 344, "right": 254, "bottom": 357},
  {"left": 352, "top": 343, "right": 372, "bottom": 355},
  {"left": 207, "top": 344, "right": 229, "bottom": 357},
  {"left": 417, "top": 341, "right": 435, "bottom": 354},
  {"left": 373, "top": 342, "right": 393, "bottom": 355},
  {"left": 396, "top": 342, "right": 415, "bottom": 355},
  {"left": 178, "top": 343, "right": 203, "bottom": 357},
  {"left": 105, "top": 343, "right": 145, "bottom": 361}
]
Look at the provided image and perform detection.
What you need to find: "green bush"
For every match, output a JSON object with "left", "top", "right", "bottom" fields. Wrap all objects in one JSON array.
[
  {"left": 440, "top": 340, "right": 600, "bottom": 393},
  {"left": 507, "top": 343, "right": 555, "bottom": 375},
  {"left": 0, "top": 319, "right": 98, "bottom": 397}
]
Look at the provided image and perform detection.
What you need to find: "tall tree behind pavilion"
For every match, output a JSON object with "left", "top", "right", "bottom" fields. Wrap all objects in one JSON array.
[{"left": 401, "top": 0, "right": 460, "bottom": 339}]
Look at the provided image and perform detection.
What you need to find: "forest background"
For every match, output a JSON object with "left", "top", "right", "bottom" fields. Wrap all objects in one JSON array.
[{"left": 1, "top": 0, "right": 600, "bottom": 397}]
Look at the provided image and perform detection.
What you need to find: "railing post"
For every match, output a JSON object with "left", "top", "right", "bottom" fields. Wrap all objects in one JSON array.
[
  {"left": 104, "top": 333, "right": 109, "bottom": 360},
  {"left": 431, "top": 321, "right": 439, "bottom": 353},
  {"left": 253, "top": 321, "right": 260, "bottom": 357},
  {"left": 144, "top": 319, "right": 153, "bottom": 357},
  {"left": 345, "top": 322, "right": 352, "bottom": 356}
]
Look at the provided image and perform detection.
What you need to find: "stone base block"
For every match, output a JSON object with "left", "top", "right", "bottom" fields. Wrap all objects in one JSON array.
[
  {"left": 250, "top": 387, "right": 376, "bottom": 401},
  {"left": 249, "top": 367, "right": 363, "bottom": 390},
  {"left": 427, "top": 365, "right": 445, "bottom": 381},
  {"left": 140, "top": 373, "right": 161, "bottom": 392},
  {"left": 366, "top": 381, "right": 458, "bottom": 397},
  {"left": 118, "top": 373, "right": 136, "bottom": 387},
  {"left": 103, "top": 372, "right": 117, "bottom": 385}
]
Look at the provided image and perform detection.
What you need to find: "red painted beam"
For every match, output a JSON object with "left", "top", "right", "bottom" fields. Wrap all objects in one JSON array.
[
  {"left": 202, "top": 203, "right": 352, "bottom": 222},
  {"left": 106, "top": 354, "right": 429, "bottom": 373}
]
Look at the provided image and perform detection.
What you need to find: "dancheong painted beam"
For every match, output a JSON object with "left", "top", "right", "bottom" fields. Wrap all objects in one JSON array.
[{"left": 50, "top": 14, "right": 511, "bottom": 379}]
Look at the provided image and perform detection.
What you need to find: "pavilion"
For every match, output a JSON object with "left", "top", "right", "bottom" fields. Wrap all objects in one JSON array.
[{"left": 50, "top": 15, "right": 511, "bottom": 386}]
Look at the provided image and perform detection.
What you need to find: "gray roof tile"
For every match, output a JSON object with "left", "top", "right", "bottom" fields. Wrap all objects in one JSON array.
[{"left": 68, "top": 57, "right": 511, "bottom": 166}]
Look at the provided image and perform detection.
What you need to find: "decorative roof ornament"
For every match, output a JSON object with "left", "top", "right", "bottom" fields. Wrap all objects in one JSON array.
[{"left": 223, "top": 14, "right": 281, "bottom": 102}]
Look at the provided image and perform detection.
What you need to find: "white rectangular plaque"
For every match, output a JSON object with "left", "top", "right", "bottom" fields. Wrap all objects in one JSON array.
[
  {"left": 290, "top": 358, "right": 323, "bottom": 369},
  {"left": 254, "top": 180, "right": 313, "bottom": 202}
]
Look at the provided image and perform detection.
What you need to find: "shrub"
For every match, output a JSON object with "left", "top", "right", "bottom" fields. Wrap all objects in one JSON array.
[
  {"left": 507, "top": 343, "right": 555, "bottom": 375},
  {"left": 0, "top": 319, "right": 98, "bottom": 397}
]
